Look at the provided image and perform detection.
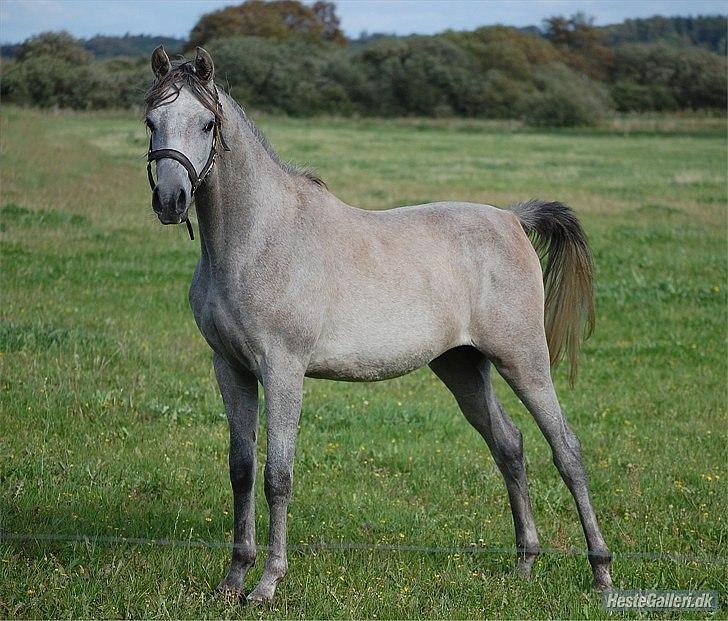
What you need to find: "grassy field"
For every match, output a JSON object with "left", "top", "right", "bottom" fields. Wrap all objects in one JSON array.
[{"left": 0, "top": 106, "right": 726, "bottom": 619}]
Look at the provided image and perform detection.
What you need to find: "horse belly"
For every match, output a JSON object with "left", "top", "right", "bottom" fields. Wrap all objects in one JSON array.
[{"left": 307, "top": 307, "right": 464, "bottom": 381}]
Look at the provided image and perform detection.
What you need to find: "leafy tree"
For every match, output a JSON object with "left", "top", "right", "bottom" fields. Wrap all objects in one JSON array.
[
  {"left": 445, "top": 26, "right": 563, "bottom": 73},
  {"left": 16, "top": 31, "right": 91, "bottom": 64},
  {"left": 311, "top": 2, "right": 345, "bottom": 44},
  {"left": 189, "top": 0, "right": 346, "bottom": 48},
  {"left": 543, "top": 13, "right": 614, "bottom": 80}
]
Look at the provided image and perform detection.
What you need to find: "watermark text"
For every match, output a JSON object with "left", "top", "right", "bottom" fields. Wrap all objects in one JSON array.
[{"left": 603, "top": 589, "right": 718, "bottom": 612}]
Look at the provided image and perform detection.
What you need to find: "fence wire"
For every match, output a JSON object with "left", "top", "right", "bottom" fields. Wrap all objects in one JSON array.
[{"left": 1, "top": 532, "right": 725, "bottom": 566}]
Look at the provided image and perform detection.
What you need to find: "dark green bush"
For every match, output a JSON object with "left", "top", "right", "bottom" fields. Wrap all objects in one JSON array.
[
  {"left": 205, "top": 36, "right": 353, "bottom": 115},
  {"left": 1, "top": 32, "right": 93, "bottom": 108},
  {"left": 524, "top": 63, "right": 614, "bottom": 127},
  {"left": 0, "top": 60, "right": 30, "bottom": 104},
  {"left": 479, "top": 70, "right": 531, "bottom": 118},
  {"left": 2, "top": 16, "right": 726, "bottom": 118},
  {"left": 351, "top": 36, "right": 508, "bottom": 117},
  {"left": 1, "top": 49, "right": 148, "bottom": 109},
  {"left": 611, "top": 80, "right": 677, "bottom": 112},
  {"left": 2, "top": 55, "right": 89, "bottom": 108},
  {"left": 87, "top": 58, "right": 149, "bottom": 108},
  {"left": 612, "top": 43, "right": 727, "bottom": 109}
]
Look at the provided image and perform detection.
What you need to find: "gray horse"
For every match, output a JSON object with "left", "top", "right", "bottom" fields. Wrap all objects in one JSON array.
[{"left": 144, "top": 46, "right": 612, "bottom": 603}]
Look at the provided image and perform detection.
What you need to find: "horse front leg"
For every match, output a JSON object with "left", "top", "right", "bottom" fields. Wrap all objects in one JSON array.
[
  {"left": 213, "top": 354, "right": 259, "bottom": 597},
  {"left": 247, "top": 361, "right": 304, "bottom": 604}
]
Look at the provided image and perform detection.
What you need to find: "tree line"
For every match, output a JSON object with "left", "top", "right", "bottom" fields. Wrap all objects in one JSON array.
[{"left": 1, "top": 1, "right": 725, "bottom": 126}]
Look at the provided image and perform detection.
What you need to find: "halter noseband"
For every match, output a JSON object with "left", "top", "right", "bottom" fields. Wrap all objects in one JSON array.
[{"left": 146, "top": 86, "right": 230, "bottom": 240}]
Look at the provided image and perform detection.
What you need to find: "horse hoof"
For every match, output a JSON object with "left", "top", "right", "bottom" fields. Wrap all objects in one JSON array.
[
  {"left": 515, "top": 562, "right": 534, "bottom": 579},
  {"left": 246, "top": 584, "right": 276, "bottom": 606},
  {"left": 593, "top": 578, "right": 613, "bottom": 592},
  {"left": 216, "top": 588, "right": 244, "bottom": 603},
  {"left": 514, "top": 548, "right": 539, "bottom": 578},
  {"left": 216, "top": 577, "right": 245, "bottom": 600},
  {"left": 246, "top": 592, "right": 272, "bottom": 606},
  {"left": 592, "top": 566, "right": 613, "bottom": 592}
]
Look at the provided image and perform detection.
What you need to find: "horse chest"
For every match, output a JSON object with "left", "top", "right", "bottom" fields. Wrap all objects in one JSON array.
[{"left": 190, "top": 277, "right": 261, "bottom": 374}]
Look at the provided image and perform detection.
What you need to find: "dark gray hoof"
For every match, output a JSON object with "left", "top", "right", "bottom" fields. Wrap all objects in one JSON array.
[
  {"left": 245, "top": 591, "right": 273, "bottom": 607},
  {"left": 592, "top": 572, "right": 613, "bottom": 591},
  {"left": 590, "top": 555, "right": 613, "bottom": 591},
  {"left": 515, "top": 547, "right": 539, "bottom": 578},
  {"left": 216, "top": 575, "right": 246, "bottom": 600}
]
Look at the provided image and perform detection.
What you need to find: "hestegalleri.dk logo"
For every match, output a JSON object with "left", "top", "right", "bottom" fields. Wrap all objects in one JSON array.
[{"left": 603, "top": 589, "right": 718, "bottom": 612}]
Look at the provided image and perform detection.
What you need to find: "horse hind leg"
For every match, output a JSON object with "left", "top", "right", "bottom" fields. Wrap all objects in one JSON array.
[
  {"left": 429, "top": 346, "right": 540, "bottom": 576},
  {"left": 492, "top": 338, "right": 613, "bottom": 590}
]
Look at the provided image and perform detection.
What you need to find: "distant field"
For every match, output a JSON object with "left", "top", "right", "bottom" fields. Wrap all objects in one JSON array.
[{"left": 0, "top": 107, "right": 726, "bottom": 619}]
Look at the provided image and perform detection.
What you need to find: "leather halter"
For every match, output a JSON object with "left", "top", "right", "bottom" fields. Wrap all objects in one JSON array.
[{"left": 146, "top": 87, "right": 230, "bottom": 240}]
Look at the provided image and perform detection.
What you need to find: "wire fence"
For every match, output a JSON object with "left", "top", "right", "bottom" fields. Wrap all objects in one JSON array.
[{"left": 2, "top": 531, "right": 726, "bottom": 566}]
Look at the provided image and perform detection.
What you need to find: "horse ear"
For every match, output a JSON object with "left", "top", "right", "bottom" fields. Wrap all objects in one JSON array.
[
  {"left": 151, "top": 44, "right": 171, "bottom": 80},
  {"left": 194, "top": 47, "right": 214, "bottom": 83}
]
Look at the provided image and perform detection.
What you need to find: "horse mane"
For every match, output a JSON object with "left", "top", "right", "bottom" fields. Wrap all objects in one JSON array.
[
  {"left": 144, "top": 61, "right": 326, "bottom": 188},
  {"left": 226, "top": 95, "right": 327, "bottom": 189}
]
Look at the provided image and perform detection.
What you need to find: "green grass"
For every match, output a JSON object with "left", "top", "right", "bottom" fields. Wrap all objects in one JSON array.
[{"left": 0, "top": 107, "right": 726, "bottom": 619}]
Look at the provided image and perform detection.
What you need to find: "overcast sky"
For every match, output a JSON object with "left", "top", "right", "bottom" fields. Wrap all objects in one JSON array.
[{"left": 1, "top": 0, "right": 726, "bottom": 44}]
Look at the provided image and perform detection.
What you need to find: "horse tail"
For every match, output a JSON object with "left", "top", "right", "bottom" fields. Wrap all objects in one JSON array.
[{"left": 509, "top": 199, "right": 595, "bottom": 385}]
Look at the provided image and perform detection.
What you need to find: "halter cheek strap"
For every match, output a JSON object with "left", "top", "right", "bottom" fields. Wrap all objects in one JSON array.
[
  {"left": 146, "top": 129, "right": 220, "bottom": 195},
  {"left": 146, "top": 89, "right": 230, "bottom": 240}
]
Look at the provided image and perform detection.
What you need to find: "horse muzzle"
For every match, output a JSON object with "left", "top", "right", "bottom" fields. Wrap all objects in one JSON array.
[{"left": 152, "top": 184, "right": 190, "bottom": 225}]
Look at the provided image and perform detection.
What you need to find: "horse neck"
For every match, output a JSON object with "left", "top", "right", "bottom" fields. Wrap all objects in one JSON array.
[{"left": 193, "top": 93, "right": 297, "bottom": 275}]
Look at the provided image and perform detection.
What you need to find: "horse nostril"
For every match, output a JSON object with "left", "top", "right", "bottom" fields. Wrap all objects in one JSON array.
[
  {"left": 175, "top": 187, "right": 187, "bottom": 214},
  {"left": 152, "top": 187, "right": 162, "bottom": 213}
]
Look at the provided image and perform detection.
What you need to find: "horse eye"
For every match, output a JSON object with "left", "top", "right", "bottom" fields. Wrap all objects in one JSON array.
[
  {"left": 203, "top": 120, "right": 215, "bottom": 133},
  {"left": 145, "top": 118, "right": 155, "bottom": 132}
]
